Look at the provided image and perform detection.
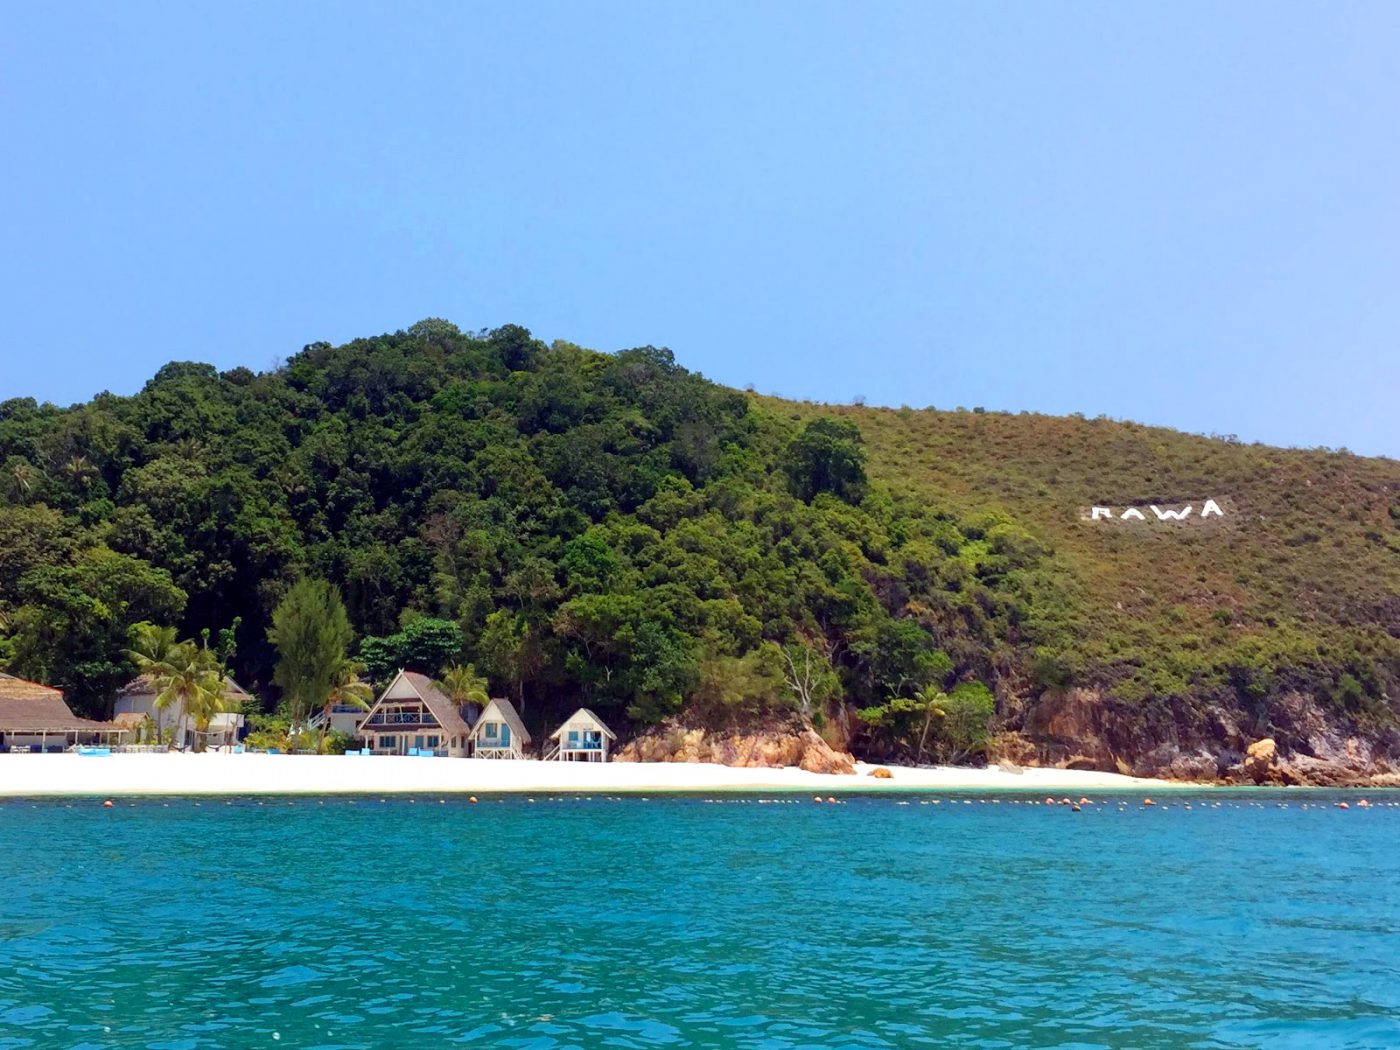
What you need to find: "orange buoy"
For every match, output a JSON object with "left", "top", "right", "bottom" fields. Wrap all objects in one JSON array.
[
  {"left": 1078, "top": 797, "right": 1092, "bottom": 805},
  {"left": 814, "top": 796, "right": 823, "bottom": 803},
  {"left": 1045, "top": 796, "right": 1057, "bottom": 805},
  {"left": 1060, "top": 798, "right": 1072, "bottom": 806},
  {"left": 1357, "top": 799, "right": 1371, "bottom": 808},
  {"left": 1336, "top": 801, "right": 1350, "bottom": 809},
  {"left": 1143, "top": 798, "right": 1156, "bottom": 806},
  {"left": 468, "top": 796, "right": 478, "bottom": 804},
  {"left": 102, "top": 800, "right": 114, "bottom": 808},
  {"left": 826, "top": 796, "right": 838, "bottom": 804}
]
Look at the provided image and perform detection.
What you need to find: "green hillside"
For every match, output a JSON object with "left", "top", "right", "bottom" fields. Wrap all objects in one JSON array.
[
  {"left": 2, "top": 322, "right": 1397, "bottom": 775},
  {"left": 794, "top": 401, "right": 1400, "bottom": 711}
]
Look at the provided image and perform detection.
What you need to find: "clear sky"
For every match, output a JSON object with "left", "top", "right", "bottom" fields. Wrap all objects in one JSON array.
[{"left": 3, "top": 2, "right": 1397, "bottom": 454}]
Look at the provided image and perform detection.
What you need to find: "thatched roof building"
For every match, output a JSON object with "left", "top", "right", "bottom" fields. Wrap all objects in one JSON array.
[{"left": 0, "top": 674, "right": 128, "bottom": 749}]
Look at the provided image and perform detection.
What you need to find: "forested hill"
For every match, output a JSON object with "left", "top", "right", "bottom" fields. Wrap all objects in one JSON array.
[{"left": 2, "top": 321, "right": 1399, "bottom": 779}]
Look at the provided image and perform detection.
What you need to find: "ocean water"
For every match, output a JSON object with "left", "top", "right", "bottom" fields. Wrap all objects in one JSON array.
[{"left": 1, "top": 792, "right": 1398, "bottom": 1050}]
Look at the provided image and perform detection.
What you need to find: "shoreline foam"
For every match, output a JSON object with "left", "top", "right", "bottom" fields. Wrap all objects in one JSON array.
[{"left": 0, "top": 752, "right": 1193, "bottom": 797}]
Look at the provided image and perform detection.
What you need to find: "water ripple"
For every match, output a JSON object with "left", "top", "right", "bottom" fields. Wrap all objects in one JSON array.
[{"left": 1, "top": 792, "right": 1397, "bottom": 1048}]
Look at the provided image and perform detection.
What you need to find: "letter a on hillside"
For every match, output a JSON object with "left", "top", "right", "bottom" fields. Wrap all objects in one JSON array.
[
  {"left": 1201, "top": 499, "right": 1224, "bottom": 518},
  {"left": 1120, "top": 508, "right": 1146, "bottom": 521}
]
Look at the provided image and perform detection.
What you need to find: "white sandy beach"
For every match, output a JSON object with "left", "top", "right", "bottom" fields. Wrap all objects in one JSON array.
[{"left": 0, "top": 752, "right": 1187, "bottom": 797}]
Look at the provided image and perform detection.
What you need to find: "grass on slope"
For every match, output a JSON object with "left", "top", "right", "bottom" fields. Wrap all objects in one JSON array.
[{"left": 773, "top": 398, "right": 1400, "bottom": 719}]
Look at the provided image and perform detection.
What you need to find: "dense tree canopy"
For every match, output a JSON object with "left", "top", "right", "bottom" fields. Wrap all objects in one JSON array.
[
  {"left": 3, "top": 319, "right": 1396, "bottom": 763},
  {"left": 0, "top": 323, "right": 1036, "bottom": 747}
]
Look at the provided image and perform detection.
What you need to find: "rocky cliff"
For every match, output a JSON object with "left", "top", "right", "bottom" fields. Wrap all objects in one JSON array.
[{"left": 994, "top": 686, "right": 1400, "bottom": 786}]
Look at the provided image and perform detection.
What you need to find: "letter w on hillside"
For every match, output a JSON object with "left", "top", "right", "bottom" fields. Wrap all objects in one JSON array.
[{"left": 1080, "top": 499, "right": 1230, "bottom": 524}]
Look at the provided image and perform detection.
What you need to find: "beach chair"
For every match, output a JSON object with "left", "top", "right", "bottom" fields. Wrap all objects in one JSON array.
[{"left": 407, "top": 747, "right": 419, "bottom": 756}]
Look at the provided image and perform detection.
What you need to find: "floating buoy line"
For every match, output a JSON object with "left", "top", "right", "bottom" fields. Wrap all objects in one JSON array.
[{"left": 65, "top": 793, "right": 1400, "bottom": 810}]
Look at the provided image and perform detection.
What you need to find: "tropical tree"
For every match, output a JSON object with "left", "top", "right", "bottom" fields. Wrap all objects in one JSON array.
[
  {"left": 782, "top": 418, "right": 867, "bottom": 503},
  {"left": 859, "top": 687, "right": 948, "bottom": 764},
  {"left": 144, "top": 641, "right": 231, "bottom": 751},
  {"left": 858, "top": 682, "right": 996, "bottom": 764},
  {"left": 6, "top": 458, "right": 36, "bottom": 503},
  {"left": 358, "top": 617, "right": 463, "bottom": 683},
  {"left": 63, "top": 454, "right": 94, "bottom": 491},
  {"left": 938, "top": 682, "right": 996, "bottom": 764},
  {"left": 777, "top": 642, "right": 843, "bottom": 725},
  {"left": 479, "top": 609, "right": 542, "bottom": 711},
  {"left": 435, "top": 662, "right": 490, "bottom": 718},
  {"left": 9, "top": 548, "right": 186, "bottom": 714},
  {"left": 268, "top": 579, "right": 354, "bottom": 729},
  {"left": 128, "top": 622, "right": 180, "bottom": 672},
  {"left": 316, "top": 659, "right": 374, "bottom": 752}
]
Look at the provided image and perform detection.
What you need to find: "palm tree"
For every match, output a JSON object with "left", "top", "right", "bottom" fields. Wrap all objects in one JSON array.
[
  {"left": 126, "top": 622, "right": 183, "bottom": 741},
  {"left": 63, "top": 454, "right": 94, "bottom": 490},
  {"left": 435, "top": 663, "right": 490, "bottom": 718},
  {"left": 318, "top": 660, "right": 374, "bottom": 753},
  {"left": 8, "top": 460, "right": 35, "bottom": 503},
  {"left": 128, "top": 622, "right": 180, "bottom": 671},
  {"left": 913, "top": 686, "right": 949, "bottom": 765},
  {"left": 146, "top": 642, "right": 231, "bottom": 752}
]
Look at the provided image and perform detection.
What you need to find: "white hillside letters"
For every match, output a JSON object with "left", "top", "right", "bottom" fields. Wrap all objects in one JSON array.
[{"left": 1082, "top": 499, "right": 1227, "bottom": 524}]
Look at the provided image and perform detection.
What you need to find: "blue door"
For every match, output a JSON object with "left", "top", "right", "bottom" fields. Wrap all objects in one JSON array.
[{"left": 500, "top": 724, "right": 511, "bottom": 748}]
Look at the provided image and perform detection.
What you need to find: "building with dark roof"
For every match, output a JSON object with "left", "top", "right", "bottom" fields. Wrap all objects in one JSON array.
[{"left": 0, "top": 674, "right": 130, "bottom": 752}]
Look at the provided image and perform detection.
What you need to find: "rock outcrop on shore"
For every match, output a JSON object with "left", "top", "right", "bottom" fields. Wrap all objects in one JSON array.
[
  {"left": 992, "top": 686, "right": 1400, "bottom": 786},
  {"left": 615, "top": 723, "right": 856, "bottom": 775},
  {"left": 1242, "top": 738, "right": 1277, "bottom": 784},
  {"left": 611, "top": 690, "right": 1396, "bottom": 786}
]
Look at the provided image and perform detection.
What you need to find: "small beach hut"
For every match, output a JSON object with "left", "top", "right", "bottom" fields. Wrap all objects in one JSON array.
[
  {"left": 547, "top": 708, "right": 615, "bottom": 762},
  {"left": 357, "top": 670, "right": 472, "bottom": 756},
  {"left": 469, "top": 698, "right": 531, "bottom": 759},
  {"left": 0, "top": 674, "right": 130, "bottom": 752},
  {"left": 113, "top": 675, "right": 249, "bottom": 749}
]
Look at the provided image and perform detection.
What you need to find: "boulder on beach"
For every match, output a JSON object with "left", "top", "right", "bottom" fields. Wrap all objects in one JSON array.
[
  {"left": 1243, "top": 738, "right": 1277, "bottom": 784},
  {"left": 869, "top": 766, "right": 893, "bottom": 779}
]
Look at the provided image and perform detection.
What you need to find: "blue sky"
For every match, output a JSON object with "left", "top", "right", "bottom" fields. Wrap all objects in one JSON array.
[{"left": 3, "top": 2, "right": 1397, "bottom": 455}]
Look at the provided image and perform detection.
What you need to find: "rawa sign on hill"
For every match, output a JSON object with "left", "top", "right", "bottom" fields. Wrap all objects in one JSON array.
[{"left": 1080, "top": 499, "right": 1227, "bottom": 523}]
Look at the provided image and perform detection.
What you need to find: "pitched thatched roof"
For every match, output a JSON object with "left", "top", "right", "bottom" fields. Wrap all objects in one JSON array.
[
  {"left": 549, "top": 707, "right": 616, "bottom": 741},
  {"left": 0, "top": 674, "right": 126, "bottom": 733},
  {"left": 470, "top": 698, "right": 531, "bottom": 745},
  {"left": 402, "top": 671, "right": 472, "bottom": 738},
  {"left": 361, "top": 671, "right": 472, "bottom": 739}
]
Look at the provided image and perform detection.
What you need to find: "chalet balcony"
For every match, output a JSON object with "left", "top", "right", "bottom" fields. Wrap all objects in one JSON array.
[{"left": 363, "top": 712, "right": 441, "bottom": 727}]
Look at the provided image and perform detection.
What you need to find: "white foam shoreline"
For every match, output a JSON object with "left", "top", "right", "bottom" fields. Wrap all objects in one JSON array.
[{"left": 0, "top": 752, "right": 1190, "bottom": 797}]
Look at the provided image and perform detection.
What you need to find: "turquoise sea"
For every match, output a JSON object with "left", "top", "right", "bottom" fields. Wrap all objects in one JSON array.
[{"left": 2, "top": 792, "right": 1398, "bottom": 1049}]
